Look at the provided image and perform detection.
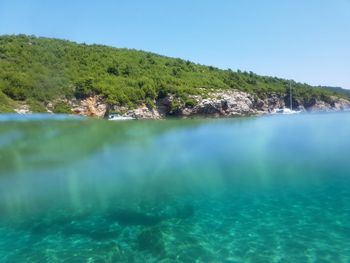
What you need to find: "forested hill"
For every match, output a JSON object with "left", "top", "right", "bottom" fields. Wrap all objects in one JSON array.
[{"left": 0, "top": 34, "right": 349, "bottom": 113}]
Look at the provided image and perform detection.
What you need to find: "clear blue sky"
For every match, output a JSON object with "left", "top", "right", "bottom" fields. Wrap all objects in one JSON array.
[{"left": 1, "top": 0, "right": 349, "bottom": 88}]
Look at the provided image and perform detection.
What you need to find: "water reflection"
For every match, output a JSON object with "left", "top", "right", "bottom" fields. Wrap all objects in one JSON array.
[{"left": 0, "top": 118, "right": 206, "bottom": 173}]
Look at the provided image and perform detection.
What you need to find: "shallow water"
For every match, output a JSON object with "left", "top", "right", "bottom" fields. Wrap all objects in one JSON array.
[{"left": 0, "top": 113, "right": 349, "bottom": 262}]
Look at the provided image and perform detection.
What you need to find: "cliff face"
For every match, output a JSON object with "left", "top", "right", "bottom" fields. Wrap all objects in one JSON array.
[{"left": 64, "top": 90, "right": 350, "bottom": 119}]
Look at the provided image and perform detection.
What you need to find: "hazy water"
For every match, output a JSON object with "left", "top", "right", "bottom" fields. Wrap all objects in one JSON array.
[{"left": 0, "top": 113, "right": 349, "bottom": 262}]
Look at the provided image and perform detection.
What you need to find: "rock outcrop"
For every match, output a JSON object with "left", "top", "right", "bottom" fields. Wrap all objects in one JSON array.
[
  {"left": 305, "top": 97, "right": 350, "bottom": 112},
  {"left": 184, "top": 91, "right": 259, "bottom": 117},
  {"left": 108, "top": 104, "right": 161, "bottom": 119},
  {"left": 69, "top": 96, "right": 107, "bottom": 118}
]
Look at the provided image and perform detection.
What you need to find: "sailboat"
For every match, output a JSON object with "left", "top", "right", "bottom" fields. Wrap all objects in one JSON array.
[{"left": 273, "top": 82, "right": 301, "bottom": 115}]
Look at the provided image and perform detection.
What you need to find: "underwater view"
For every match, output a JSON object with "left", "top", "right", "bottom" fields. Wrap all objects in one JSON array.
[{"left": 0, "top": 113, "right": 349, "bottom": 262}]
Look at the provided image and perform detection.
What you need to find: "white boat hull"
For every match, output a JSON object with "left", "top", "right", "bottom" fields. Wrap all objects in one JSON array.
[
  {"left": 108, "top": 114, "right": 135, "bottom": 121},
  {"left": 272, "top": 108, "right": 301, "bottom": 115}
]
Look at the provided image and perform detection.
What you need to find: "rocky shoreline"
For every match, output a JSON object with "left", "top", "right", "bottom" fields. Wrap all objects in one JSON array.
[{"left": 14, "top": 90, "right": 350, "bottom": 119}]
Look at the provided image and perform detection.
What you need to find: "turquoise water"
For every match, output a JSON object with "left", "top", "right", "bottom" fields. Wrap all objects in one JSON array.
[{"left": 0, "top": 113, "right": 349, "bottom": 262}]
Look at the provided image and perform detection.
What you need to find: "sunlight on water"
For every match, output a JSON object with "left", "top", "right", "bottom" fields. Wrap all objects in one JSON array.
[{"left": 0, "top": 113, "right": 349, "bottom": 262}]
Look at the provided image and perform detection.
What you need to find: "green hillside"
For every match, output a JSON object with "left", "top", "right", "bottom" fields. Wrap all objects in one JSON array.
[{"left": 0, "top": 34, "right": 348, "bottom": 113}]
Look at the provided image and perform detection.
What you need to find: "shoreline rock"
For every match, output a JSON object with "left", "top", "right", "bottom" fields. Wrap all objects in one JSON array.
[{"left": 14, "top": 104, "right": 32, "bottom": 114}]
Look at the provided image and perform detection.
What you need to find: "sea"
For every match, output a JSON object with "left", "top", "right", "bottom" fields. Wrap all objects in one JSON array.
[{"left": 0, "top": 112, "right": 349, "bottom": 262}]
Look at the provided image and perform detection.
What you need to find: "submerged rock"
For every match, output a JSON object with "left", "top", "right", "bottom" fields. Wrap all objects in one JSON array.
[
  {"left": 107, "top": 203, "right": 195, "bottom": 227},
  {"left": 63, "top": 222, "right": 120, "bottom": 240},
  {"left": 108, "top": 210, "right": 164, "bottom": 226},
  {"left": 137, "top": 226, "right": 165, "bottom": 256},
  {"left": 173, "top": 204, "right": 195, "bottom": 220}
]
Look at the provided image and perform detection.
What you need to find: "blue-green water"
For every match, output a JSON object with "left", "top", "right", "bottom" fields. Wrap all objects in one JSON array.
[{"left": 0, "top": 113, "right": 349, "bottom": 262}]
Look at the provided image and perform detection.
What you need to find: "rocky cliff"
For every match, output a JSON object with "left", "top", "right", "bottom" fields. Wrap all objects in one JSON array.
[{"left": 58, "top": 90, "right": 350, "bottom": 119}]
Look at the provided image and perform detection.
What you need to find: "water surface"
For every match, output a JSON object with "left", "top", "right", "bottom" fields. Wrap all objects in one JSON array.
[{"left": 0, "top": 113, "right": 349, "bottom": 262}]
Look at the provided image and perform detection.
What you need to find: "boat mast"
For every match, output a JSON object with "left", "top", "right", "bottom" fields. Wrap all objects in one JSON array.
[{"left": 289, "top": 82, "right": 293, "bottom": 110}]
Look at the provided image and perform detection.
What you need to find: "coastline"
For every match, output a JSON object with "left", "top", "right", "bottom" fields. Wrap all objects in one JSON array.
[{"left": 12, "top": 90, "right": 350, "bottom": 120}]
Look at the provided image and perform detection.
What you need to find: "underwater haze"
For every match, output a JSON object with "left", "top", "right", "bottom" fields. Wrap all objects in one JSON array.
[{"left": 0, "top": 113, "right": 349, "bottom": 262}]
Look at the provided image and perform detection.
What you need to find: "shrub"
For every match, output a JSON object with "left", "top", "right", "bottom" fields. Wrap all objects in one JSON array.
[
  {"left": 145, "top": 97, "right": 155, "bottom": 109},
  {"left": 107, "top": 66, "right": 119, "bottom": 76},
  {"left": 27, "top": 99, "right": 47, "bottom": 112},
  {"left": 0, "top": 90, "right": 15, "bottom": 112},
  {"left": 53, "top": 101, "right": 71, "bottom": 114},
  {"left": 184, "top": 98, "right": 197, "bottom": 108},
  {"left": 74, "top": 78, "right": 98, "bottom": 99},
  {"left": 169, "top": 100, "right": 182, "bottom": 114}
]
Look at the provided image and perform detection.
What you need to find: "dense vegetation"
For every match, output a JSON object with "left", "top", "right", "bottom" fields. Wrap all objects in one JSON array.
[
  {"left": 0, "top": 34, "right": 348, "bottom": 113},
  {"left": 0, "top": 90, "right": 15, "bottom": 112}
]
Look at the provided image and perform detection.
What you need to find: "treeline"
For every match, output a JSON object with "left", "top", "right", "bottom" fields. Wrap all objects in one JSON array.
[{"left": 0, "top": 34, "right": 348, "bottom": 112}]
